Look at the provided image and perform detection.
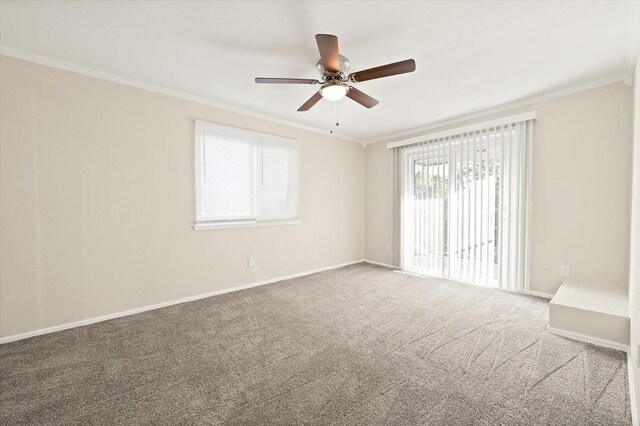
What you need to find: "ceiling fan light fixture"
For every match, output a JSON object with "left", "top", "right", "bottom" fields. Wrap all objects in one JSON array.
[
  {"left": 255, "top": 34, "right": 415, "bottom": 111},
  {"left": 320, "top": 82, "right": 348, "bottom": 101}
]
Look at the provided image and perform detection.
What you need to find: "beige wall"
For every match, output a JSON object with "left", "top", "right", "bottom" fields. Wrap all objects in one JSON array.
[
  {"left": 365, "top": 82, "right": 633, "bottom": 296},
  {"left": 630, "top": 48, "right": 640, "bottom": 416},
  {"left": 0, "top": 52, "right": 635, "bottom": 352},
  {"left": 0, "top": 56, "right": 364, "bottom": 338}
]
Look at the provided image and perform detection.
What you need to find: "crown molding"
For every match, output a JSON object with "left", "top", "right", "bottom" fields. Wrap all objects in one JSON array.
[
  {"left": 0, "top": 47, "right": 366, "bottom": 146},
  {"left": 1, "top": 45, "right": 633, "bottom": 148},
  {"left": 625, "top": 0, "right": 640, "bottom": 85},
  {"left": 368, "top": 72, "right": 629, "bottom": 145}
]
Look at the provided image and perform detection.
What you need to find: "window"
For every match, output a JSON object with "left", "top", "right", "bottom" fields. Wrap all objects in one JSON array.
[{"left": 194, "top": 121, "right": 300, "bottom": 229}]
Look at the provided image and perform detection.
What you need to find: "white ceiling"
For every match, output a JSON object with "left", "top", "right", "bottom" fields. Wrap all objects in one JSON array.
[{"left": 1, "top": 1, "right": 639, "bottom": 143}]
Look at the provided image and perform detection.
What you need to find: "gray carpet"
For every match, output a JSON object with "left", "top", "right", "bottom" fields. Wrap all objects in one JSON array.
[{"left": 0, "top": 263, "right": 631, "bottom": 425}]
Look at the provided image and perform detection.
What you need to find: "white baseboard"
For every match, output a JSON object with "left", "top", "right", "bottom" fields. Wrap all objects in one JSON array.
[
  {"left": 363, "top": 259, "right": 398, "bottom": 269},
  {"left": 3, "top": 259, "right": 637, "bottom": 425},
  {"left": 0, "top": 259, "right": 365, "bottom": 345},
  {"left": 547, "top": 325, "right": 629, "bottom": 352},
  {"left": 630, "top": 352, "right": 639, "bottom": 426}
]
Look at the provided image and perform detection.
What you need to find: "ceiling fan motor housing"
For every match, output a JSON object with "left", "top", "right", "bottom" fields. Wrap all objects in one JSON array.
[{"left": 317, "top": 55, "right": 350, "bottom": 81}]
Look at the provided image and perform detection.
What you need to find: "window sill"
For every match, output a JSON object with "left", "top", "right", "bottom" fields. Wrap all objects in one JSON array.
[{"left": 193, "top": 219, "right": 301, "bottom": 231}]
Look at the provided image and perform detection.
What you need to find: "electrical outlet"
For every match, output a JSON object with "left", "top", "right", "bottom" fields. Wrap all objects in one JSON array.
[
  {"left": 247, "top": 258, "right": 255, "bottom": 268},
  {"left": 560, "top": 265, "right": 570, "bottom": 277},
  {"left": 385, "top": 245, "right": 391, "bottom": 253}
]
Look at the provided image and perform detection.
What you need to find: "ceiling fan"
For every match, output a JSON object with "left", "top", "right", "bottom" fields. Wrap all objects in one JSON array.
[{"left": 255, "top": 34, "right": 416, "bottom": 111}]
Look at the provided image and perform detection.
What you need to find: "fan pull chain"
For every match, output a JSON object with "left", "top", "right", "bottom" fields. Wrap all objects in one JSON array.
[{"left": 330, "top": 102, "right": 340, "bottom": 134}]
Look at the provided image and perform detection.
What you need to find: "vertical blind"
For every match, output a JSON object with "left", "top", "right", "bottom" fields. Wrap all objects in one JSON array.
[
  {"left": 195, "top": 121, "right": 300, "bottom": 223},
  {"left": 391, "top": 113, "right": 534, "bottom": 291}
]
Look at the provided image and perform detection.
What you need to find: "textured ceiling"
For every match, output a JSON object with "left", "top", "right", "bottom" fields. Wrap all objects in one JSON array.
[{"left": 1, "top": 1, "right": 638, "bottom": 142}]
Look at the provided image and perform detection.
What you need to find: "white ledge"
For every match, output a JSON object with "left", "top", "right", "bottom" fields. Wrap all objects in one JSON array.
[{"left": 193, "top": 219, "right": 301, "bottom": 230}]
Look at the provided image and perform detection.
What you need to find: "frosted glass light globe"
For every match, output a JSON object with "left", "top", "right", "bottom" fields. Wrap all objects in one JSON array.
[{"left": 321, "top": 83, "right": 348, "bottom": 101}]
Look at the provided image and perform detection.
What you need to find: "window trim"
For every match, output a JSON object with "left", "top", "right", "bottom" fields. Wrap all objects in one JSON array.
[{"left": 194, "top": 120, "right": 301, "bottom": 229}]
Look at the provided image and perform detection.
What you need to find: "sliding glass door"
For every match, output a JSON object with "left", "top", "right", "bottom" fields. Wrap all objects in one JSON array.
[
  {"left": 402, "top": 131, "right": 506, "bottom": 287},
  {"left": 395, "top": 117, "right": 532, "bottom": 291}
]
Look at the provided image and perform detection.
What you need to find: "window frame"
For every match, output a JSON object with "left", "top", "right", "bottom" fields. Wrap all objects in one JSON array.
[{"left": 193, "top": 120, "right": 301, "bottom": 230}]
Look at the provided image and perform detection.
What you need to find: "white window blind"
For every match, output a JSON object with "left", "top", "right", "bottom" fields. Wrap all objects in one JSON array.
[
  {"left": 195, "top": 121, "right": 300, "bottom": 227},
  {"left": 391, "top": 113, "right": 534, "bottom": 291}
]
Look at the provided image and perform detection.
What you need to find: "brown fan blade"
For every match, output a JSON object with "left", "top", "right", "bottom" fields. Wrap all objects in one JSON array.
[
  {"left": 297, "top": 91, "right": 323, "bottom": 111},
  {"left": 255, "top": 78, "right": 319, "bottom": 84},
  {"left": 315, "top": 34, "right": 340, "bottom": 73},
  {"left": 346, "top": 87, "right": 379, "bottom": 109},
  {"left": 348, "top": 59, "right": 416, "bottom": 83}
]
